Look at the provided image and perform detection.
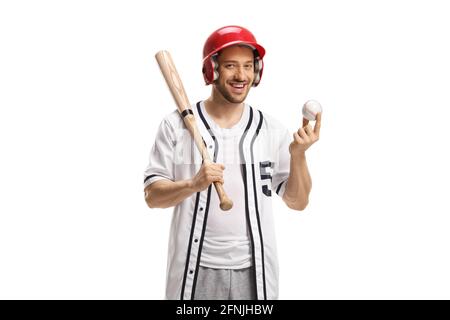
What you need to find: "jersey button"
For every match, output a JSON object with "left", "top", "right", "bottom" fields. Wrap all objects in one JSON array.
[
  {"left": 209, "top": 145, "right": 213, "bottom": 149},
  {"left": 200, "top": 207, "right": 203, "bottom": 211},
  {"left": 189, "top": 270, "right": 194, "bottom": 274},
  {"left": 194, "top": 239, "right": 198, "bottom": 243}
]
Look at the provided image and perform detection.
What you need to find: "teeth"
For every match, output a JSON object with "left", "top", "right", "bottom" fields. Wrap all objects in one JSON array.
[{"left": 231, "top": 83, "right": 245, "bottom": 88}]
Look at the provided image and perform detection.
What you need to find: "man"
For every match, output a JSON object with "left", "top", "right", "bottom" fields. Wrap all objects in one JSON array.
[{"left": 144, "top": 25, "right": 321, "bottom": 300}]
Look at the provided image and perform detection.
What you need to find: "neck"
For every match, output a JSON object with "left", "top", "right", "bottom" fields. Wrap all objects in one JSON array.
[{"left": 204, "top": 88, "right": 245, "bottom": 129}]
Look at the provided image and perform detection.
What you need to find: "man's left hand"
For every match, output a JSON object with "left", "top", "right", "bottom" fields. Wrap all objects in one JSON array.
[{"left": 289, "top": 112, "right": 322, "bottom": 156}]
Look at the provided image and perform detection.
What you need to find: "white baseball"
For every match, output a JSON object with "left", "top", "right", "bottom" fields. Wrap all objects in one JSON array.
[{"left": 302, "top": 100, "right": 322, "bottom": 121}]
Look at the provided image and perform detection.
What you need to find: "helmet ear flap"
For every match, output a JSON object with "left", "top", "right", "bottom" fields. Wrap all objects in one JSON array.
[
  {"left": 202, "top": 54, "right": 219, "bottom": 85},
  {"left": 212, "top": 55, "right": 219, "bottom": 81},
  {"left": 210, "top": 54, "right": 219, "bottom": 82},
  {"left": 253, "top": 58, "right": 263, "bottom": 86}
]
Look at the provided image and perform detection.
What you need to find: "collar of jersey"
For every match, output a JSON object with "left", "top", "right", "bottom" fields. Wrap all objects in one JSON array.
[{"left": 199, "top": 100, "right": 250, "bottom": 135}]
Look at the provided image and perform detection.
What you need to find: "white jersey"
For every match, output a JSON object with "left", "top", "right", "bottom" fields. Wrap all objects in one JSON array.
[{"left": 144, "top": 101, "right": 291, "bottom": 300}]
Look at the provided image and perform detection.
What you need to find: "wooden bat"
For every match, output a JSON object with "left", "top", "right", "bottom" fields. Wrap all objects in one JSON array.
[{"left": 155, "top": 50, "right": 233, "bottom": 211}]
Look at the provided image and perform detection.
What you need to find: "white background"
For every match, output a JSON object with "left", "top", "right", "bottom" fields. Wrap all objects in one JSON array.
[{"left": 1, "top": 0, "right": 449, "bottom": 299}]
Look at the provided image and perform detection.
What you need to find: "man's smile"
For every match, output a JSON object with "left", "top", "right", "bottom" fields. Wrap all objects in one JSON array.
[{"left": 228, "top": 81, "right": 248, "bottom": 94}]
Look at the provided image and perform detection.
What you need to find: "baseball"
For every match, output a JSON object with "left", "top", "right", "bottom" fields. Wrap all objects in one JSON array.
[{"left": 302, "top": 100, "right": 322, "bottom": 121}]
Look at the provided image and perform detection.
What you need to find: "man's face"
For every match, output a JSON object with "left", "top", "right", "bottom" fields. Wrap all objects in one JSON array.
[{"left": 214, "top": 45, "right": 255, "bottom": 104}]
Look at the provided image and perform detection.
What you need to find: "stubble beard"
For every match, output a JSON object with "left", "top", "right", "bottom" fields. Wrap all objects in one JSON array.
[{"left": 215, "top": 81, "right": 251, "bottom": 104}]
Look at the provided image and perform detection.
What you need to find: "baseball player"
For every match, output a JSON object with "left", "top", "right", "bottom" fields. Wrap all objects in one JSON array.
[{"left": 144, "top": 25, "right": 321, "bottom": 300}]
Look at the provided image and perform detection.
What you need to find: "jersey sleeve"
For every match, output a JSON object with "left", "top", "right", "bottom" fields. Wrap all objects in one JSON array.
[
  {"left": 143, "top": 118, "right": 176, "bottom": 188},
  {"left": 271, "top": 128, "right": 291, "bottom": 197}
]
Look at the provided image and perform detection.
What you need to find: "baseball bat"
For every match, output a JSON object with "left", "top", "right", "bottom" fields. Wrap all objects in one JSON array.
[{"left": 155, "top": 50, "right": 233, "bottom": 211}]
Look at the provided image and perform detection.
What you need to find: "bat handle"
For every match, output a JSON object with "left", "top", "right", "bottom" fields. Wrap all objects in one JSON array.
[
  {"left": 186, "top": 117, "right": 234, "bottom": 211},
  {"left": 213, "top": 181, "right": 233, "bottom": 211}
]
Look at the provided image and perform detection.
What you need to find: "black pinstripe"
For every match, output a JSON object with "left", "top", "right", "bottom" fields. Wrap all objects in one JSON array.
[
  {"left": 180, "top": 191, "right": 201, "bottom": 300},
  {"left": 189, "top": 101, "right": 218, "bottom": 300},
  {"left": 249, "top": 109, "right": 267, "bottom": 299},
  {"left": 239, "top": 107, "right": 259, "bottom": 298}
]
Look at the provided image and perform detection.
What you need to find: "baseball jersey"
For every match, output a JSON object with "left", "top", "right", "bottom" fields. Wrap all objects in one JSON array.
[{"left": 143, "top": 101, "right": 292, "bottom": 300}]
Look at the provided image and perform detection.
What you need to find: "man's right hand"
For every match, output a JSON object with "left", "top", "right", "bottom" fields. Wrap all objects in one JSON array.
[{"left": 190, "top": 161, "right": 225, "bottom": 192}]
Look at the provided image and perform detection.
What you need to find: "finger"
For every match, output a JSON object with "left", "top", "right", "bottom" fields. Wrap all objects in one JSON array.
[
  {"left": 211, "top": 164, "right": 225, "bottom": 173},
  {"left": 304, "top": 124, "right": 313, "bottom": 136},
  {"left": 293, "top": 132, "right": 304, "bottom": 144},
  {"left": 212, "top": 162, "right": 225, "bottom": 168},
  {"left": 207, "top": 163, "right": 225, "bottom": 170},
  {"left": 208, "top": 168, "right": 224, "bottom": 177},
  {"left": 215, "top": 163, "right": 225, "bottom": 170},
  {"left": 297, "top": 127, "right": 308, "bottom": 139},
  {"left": 212, "top": 176, "right": 224, "bottom": 184},
  {"left": 314, "top": 112, "right": 322, "bottom": 136},
  {"left": 303, "top": 118, "right": 309, "bottom": 128}
]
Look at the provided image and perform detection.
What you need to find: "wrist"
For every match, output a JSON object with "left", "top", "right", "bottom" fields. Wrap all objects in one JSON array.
[
  {"left": 289, "top": 144, "right": 306, "bottom": 159},
  {"left": 186, "top": 179, "right": 198, "bottom": 193}
]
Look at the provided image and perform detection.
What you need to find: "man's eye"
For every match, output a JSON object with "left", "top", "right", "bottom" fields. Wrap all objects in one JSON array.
[
  {"left": 225, "top": 64, "right": 234, "bottom": 68},
  {"left": 244, "top": 64, "right": 253, "bottom": 69}
]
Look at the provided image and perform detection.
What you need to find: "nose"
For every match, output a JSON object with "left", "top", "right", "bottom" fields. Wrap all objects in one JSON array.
[{"left": 234, "top": 66, "right": 245, "bottom": 80}]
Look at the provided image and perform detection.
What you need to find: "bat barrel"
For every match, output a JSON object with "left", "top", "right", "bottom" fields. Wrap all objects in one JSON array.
[{"left": 155, "top": 50, "right": 191, "bottom": 112}]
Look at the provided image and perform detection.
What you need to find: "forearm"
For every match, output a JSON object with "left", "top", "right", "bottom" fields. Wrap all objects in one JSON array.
[
  {"left": 144, "top": 179, "right": 196, "bottom": 209},
  {"left": 283, "top": 152, "right": 312, "bottom": 210}
]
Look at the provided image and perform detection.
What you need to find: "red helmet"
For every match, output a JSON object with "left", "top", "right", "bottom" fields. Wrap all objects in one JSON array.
[{"left": 202, "top": 26, "right": 266, "bottom": 87}]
